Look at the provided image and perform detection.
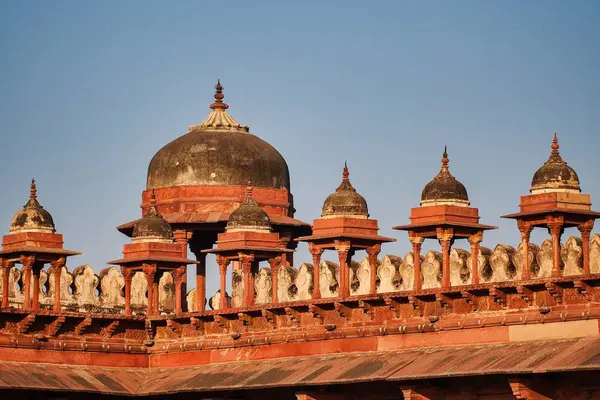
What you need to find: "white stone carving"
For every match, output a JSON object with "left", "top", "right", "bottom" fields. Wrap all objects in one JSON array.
[
  {"left": 186, "top": 288, "right": 198, "bottom": 312},
  {"left": 254, "top": 267, "right": 272, "bottom": 305},
  {"left": 131, "top": 271, "right": 148, "bottom": 309},
  {"left": 294, "top": 263, "right": 313, "bottom": 300},
  {"left": 319, "top": 260, "right": 339, "bottom": 298},
  {"left": 396, "top": 253, "right": 415, "bottom": 291},
  {"left": 489, "top": 245, "right": 517, "bottom": 282},
  {"left": 231, "top": 266, "right": 244, "bottom": 308},
  {"left": 159, "top": 272, "right": 175, "bottom": 313},
  {"left": 349, "top": 258, "right": 370, "bottom": 295},
  {"left": 450, "top": 248, "right": 471, "bottom": 286},
  {"left": 72, "top": 265, "right": 99, "bottom": 308},
  {"left": 277, "top": 265, "right": 297, "bottom": 303},
  {"left": 512, "top": 242, "right": 540, "bottom": 280},
  {"left": 421, "top": 250, "right": 442, "bottom": 289},
  {"left": 209, "top": 289, "right": 230, "bottom": 310},
  {"left": 561, "top": 236, "right": 583, "bottom": 276},
  {"left": 536, "top": 239, "right": 554, "bottom": 278},
  {"left": 99, "top": 267, "right": 125, "bottom": 308},
  {"left": 378, "top": 255, "right": 400, "bottom": 293},
  {"left": 468, "top": 246, "right": 492, "bottom": 282},
  {"left": 591, "top": 234, "right": 600, "bottom": 274}
]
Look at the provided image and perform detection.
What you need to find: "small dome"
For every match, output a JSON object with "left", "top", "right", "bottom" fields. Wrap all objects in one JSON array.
[
  {"left": 10, "top": 179, "right": 56, "bottom": 234},
  {"left": 421, "top": 147, "right": 470, "bottom": 207},
  {"left": 132, "top": 191, "right": 174, "bottom": 242},
  {"left": 530, "top": 133, "right": 580, "bottom": 194},
  {"left": 146, "top": 81, "right": 290, "bottom": 191},
  {"left": 226, "top": 182, "right": 271, "bottom": 232},
  {"left": 321, "top": 163, "right": 369, "bottom": 219}
]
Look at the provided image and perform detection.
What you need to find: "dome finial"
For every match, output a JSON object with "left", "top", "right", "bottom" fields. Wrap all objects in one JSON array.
[
  {"left": 246, "top": 179, "right": 254, "bottom": 199},
  {"left": 551, "top": 132, "right": 559, "bottom": 155},
  {"left": 441, "top": 146, "right": 449, "bottom": 168},
  {"left": 209, "top": 79, "right": 229, "bottom": 111},
  {"left": 150, "top": 189, "right": 157, "bottom": 206},
  {"left": 30, "top": 178, "right": 37, "bottom": 201},
  {"left": 342, "top": 161, "right": 350, "bottom": 182}
]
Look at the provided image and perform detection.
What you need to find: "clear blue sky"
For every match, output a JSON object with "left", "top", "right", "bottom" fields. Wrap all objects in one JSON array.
[{"left": 1, "top": 1, "right": 599, "bottom": 295}]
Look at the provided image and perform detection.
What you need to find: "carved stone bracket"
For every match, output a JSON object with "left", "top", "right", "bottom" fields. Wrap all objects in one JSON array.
[
  {"left": 545, "top": 282, "right": 563, "bottom": 304},
  {"left": 74, "top": 317, "right": 92, "bottom": 335},
  {"left": 516, "top": 285, "right": 534, "bottom": 305},
  {"left": 101, "top": 320, "right": 119, "bottom": 338},
  {"left": 490, "top": 287, "right": 508, "bottom": 307},
  {"left": 17, "top": 313, "right": 36, "bottom": 334},
  {"left": 47, "top": 316, "right": 66, "bottom": 337}
]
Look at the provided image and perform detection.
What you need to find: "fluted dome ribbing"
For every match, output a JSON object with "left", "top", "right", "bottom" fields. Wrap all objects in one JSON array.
[
  {"left": 132, "top": 191, "right": 174, "bottom": 242},
  {"left": 10, "top": 179, "right": 56, "bottom": 234},
  {"left": 226, "top": 183, "right": 271, "bottom": 232},
  {"left": 321, "top": 163, "right": 369, "bottom": 219},
  {"left": 146, "top": 81, "right": 290, "bottom": 191},
  {"left": 530, "top": 133, "right": 580, "bottom": 194},
  {"left": 420, "top": 148, "right": 469, "bottom": 207}
]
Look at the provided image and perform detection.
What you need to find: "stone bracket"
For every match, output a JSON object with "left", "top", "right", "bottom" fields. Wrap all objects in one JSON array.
[
  {"left": 435, "top": 292, "right": 453, "bottom": 310},
  {"left": 237, "top": 312, "right": 254, "bottom": 326},
  {"left": 47, "top": 316, "right": 66, "bottom": 337},
  {"left": 334, "top": 302, "right": 354, "bottom": 321},
  {"left": 189, "top": 317, "right": 203, "bottom": 331},
  {"left": 307, "top": 304, "right": 327, "bottom": 323},
  {"left": 384, "top": 296, "right": 406, "bottom": 318},
  {"left": 509, "top": 378, "right": 552, "bottom": 400},
  {"left": 574, "top": 280, "right": 594, "bottom": 301},
  {"left": 74, "top": 317, "right": 92, "bottom": 336},
  {"left": 358, "top": 300, "right": 376, "bottom": 320},
  {"left": 17, "top": 313, "right": 36, "bottom": 334},
  {"left": 516, "top": 285, "right": 535, "bottom": 305},
  {"left": 460, "top": 290, "right": 479, "bottom": 310},
  {"left": 545, "top": 282, "right": 563, "bottom": 304},
  {"left": 261, "top": 309, "right": 276, "bottom": 326},
  {"left": 490, "top": 287, "right": 508, "bottom": 307},
  {"left": 213, "top": 315, "right": 230, "bottom": 331},
  {"left": 101, "top": 320, "right": 119, "bottom": 338},
  {"left": 166, "top": 319, "right": 183, "bottom": 336},
  {"left": 285, "top": 306, "right": 307, "bottom": 326}
]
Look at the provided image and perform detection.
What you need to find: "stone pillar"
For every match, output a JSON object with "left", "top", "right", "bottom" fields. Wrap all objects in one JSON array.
[
  {"left": 1, "top": 260, "right": 9, "bottom": 309},
  {"left": 309, "top": 243, "right": 323, "bottom": 299},
  {"left": 548, "top": 218, "right": 564, "bottom": 278},
  {"left": 173, "top": 266, "right": 186, "bottom": 314},
  {"left": 241, "top": 255, "right": 256, "bottom": 307},
  {"left": 195, "top": 252, "right": 207, "bottom": 312},
  {"left": 409, "top": 235, "right": 424, "bottom": 291},
  {"left": 51, "top": 258, "right": 65, "bottom": 312},
  {"left": 122, "top": 268, "right": 133, "bottom": 316},
  {"left": 517, "top": 221, "right": 533, "bottom": 280},
  {"left": 468, "top": 232, "right": 483, "bottom": 285},
  {"left": 335, "top": 240, "right": 352, "bottom": 298},
  {"left": 31, "top": 262, "right": 43, "bottom": 312},
  {"left": 21, "top": 256, "right": 34, "bottom": 310},
  {"left": 437, "top": 229, "right": 454, "bottom": 288},
  {"left": 366, "top": 244, "right": 381, "bottom": 295},
  {"left": 579, "top": 220, "right": 595, "bottom": 277},
  {"left": 143, "top": 264, "right": 157, "bottom": 316},
  {"left": 173, "top": 229, "right": 189, "bottom": 311},
  {"left": 268, "top": 256, "right": 282, "bottom": 303},
  {"left": 217, "top": 256, "right": 229, "bottom": 310}
]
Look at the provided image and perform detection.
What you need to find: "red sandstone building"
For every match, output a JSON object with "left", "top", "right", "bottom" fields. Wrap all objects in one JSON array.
[{"left": 0, "top": 82, "right": 599, "bottom": 399}]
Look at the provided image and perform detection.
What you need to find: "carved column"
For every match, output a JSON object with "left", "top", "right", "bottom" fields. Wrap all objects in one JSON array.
[
  {"left": 468, "top": 232, "right": 482, "bottom": 285},
  {"left": 122, "top": 268, "right": 133, "bottom": 316},
  {"left": 366, "top": 244, "right": 381, "bottom": 295},
  {"left": 143, "top": 264, "right": 157, "bottom": 316},
  {"left": 241, "top": 254, "right": 256, "bottom": 307},
  {"left": 217, "top": 256, "right": 229, "bottom": 310},
  {"left": 309, "top": 243, "right": 324, "bottom": 299},
  {"left": 578, "top": 220, "right": 595, "bottom": 277},
  {"left": 30, "top": 262, "right": 43, "bottom": 312},
  {"left": 21, "top": 256, "right": 34, "bottom": 310},
  {"left": 268, "top": 256, "right": 282, "bottom": 304},
  {"left": 437, "top": 229, "right": 454, "bottom": 288},
  {"left": 51, "top": 258, "right": 65, "bottom": 312},
  {"left": 517, "top": 221, "right": 534, "bottom": 280},
  {"left": 548, "top": 218, "right": 564, "bottom": 278},
  {"left": 335, "top": 241, "right": 352, "bottom": 298},
  {"left": 194, "top": 252, "right": 207, "bottom": 312},
  {"left": 409, "top": 235, "right": 424, "bottom": 291},
  {"left": 1, "top": 260, "right": 9, "bottom": 309},
  {"left": 173, "top": 229, "right": 190, "bottom": 310},
  {"left": 173, "top": 266, "right": 186, "bottom": 314}
]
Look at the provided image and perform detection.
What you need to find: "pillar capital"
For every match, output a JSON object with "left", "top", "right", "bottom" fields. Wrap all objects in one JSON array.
[
  {"left": 468, "top": 231, "right": 483, "bottom": 245},
  {"left": 334, "top": 240, "right": 351, "bottom": 254},
  {"left": 436, "top": 227, "right": 454, "bottom": 243},
  {"left": 308, "top": 242, "right": 324, "bottom": 256},
  {"left": 142, "top": 263, "right": 157, "bottom": 276},
  {"left": 578, "top": 219, "right": 595, "bottom": 234},
  {"left": 121, "top": 267, "right": 134, "bottom": 281},
  {"left": 50, "top": 257, "right": 66, "bottom": 270},
  {"left": 366, "top": 243, "right": 381, "bottom": 256},
  {"left": 172, "top": 266, "right": 186, "bottom": 283},
  {"left": 408, "top": 234, "right": 424, "bottom": 245}
]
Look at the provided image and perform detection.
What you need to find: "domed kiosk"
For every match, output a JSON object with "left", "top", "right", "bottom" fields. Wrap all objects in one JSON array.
[{"left": 117, "top": 81, "right": 310, "bottom": 311}]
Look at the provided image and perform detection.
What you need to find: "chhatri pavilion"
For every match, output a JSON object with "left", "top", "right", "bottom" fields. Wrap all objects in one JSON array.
[{"left": 0, "top": 81, "right": 599, "bottom": 399}]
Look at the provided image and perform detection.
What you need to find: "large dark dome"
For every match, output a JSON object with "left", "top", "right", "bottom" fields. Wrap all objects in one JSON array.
[
  {"left": 530, "top": 133, "right": 580, "bottom": 193},
  {"left": 420, "top": 147, "right": 470, "bottom": 207},
  {"left": 147, "top": 81, "right": 290, "bottom": 191},
  {"left": 10, "top": 179, "right": 56, "bottom": 234},
  {"left": 321, "top": 163, "right": 369, "bottom": 219}
]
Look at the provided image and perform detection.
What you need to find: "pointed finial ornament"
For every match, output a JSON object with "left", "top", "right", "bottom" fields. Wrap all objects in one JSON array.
[
  {"left": 342, "top": 161, "right": 350, "bottom": 182},
  {"left": 30, "top": 178, "right": 37, "bottom": 200},
  {"left": 246, "top": 179, "right": 254, "bottom": 199},
  {"left": 551, "top": 132, "right": 560, "bottom": 155},
  {"left": 209, "top": 79, "right": 229, "bottom": 110},
  {"left": 441, "top": 146, "right": 449, "bottom": 168}
]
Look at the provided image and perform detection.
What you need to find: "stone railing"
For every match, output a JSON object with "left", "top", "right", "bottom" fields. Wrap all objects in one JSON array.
[{"left": 1, "top": 234, "right": 599, "bottom": 314}]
